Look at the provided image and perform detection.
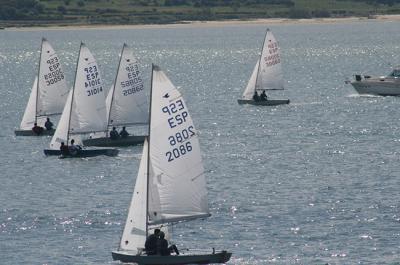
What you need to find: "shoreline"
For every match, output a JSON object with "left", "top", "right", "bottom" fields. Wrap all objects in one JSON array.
[{"left": 3, "top": 14, "right": 400, "bottom": 31}]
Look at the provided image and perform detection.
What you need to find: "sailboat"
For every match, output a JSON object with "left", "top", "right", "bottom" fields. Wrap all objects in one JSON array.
[
  {"left": 44, "top": 42, "right": 118, "bottom": 158},
  {"left": 15, "top": 38, "right": 69, "bottom": 136},
  {"left": 238, "top": 28, "right": 290, "bottom": 106},
  {"left": 111, "top": 65, "right": 231, "bottom": 264},
  {"left": 83, "top": 43, "right": 147, "bottom": 147}
]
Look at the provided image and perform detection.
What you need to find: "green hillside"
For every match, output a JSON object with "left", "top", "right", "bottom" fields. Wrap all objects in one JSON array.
[{"left": 1, "top": 0, "right": 400, "bottom": 26}]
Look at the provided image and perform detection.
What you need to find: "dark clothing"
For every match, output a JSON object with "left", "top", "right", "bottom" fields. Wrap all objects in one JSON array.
[
  {"left": 32, "top": 125, "right": 44, "bottom": 135},
  {"left": 119, "top": 128, "right": 129, "bottom": 138},
  {"left": 253, "top": 92, "right": 260, "bottom": 102},
  {"left": 156, "top": 238, "right": 179, "bottom": 256},
  {"left": 68, "top": 144, "right": 81, "bottom": 156},
  {"left": 145, "top": 234, "right": 158, "bottom": 255},
  {"left": 156, "top": 238, "right": 170, "bottom": 256},
  {"left": 45, "top": 120, "right": 54, "bottom": 130},
  {"left": 110, "top": 129, "right": 119, "bottom": 140},
  {"left": 260, "top": 91, "right": 267, "bottom": 101},
  {"left": 60, "top": 145, "right": 69, "bottom": 156}
]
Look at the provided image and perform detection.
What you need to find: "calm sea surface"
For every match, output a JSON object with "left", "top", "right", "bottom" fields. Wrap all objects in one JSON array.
[{"left": 1, "top": 20, "right": 400, "bottom": 264}]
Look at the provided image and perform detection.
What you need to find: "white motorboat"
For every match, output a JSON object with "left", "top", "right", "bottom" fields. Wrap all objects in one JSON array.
[{"left": 350, "top": 67, "right": 400, "bottom": 96}]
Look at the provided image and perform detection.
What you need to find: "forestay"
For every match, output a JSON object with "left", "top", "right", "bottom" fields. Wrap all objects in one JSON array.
[
  {"left": 69, "top": 43, "right": 107, "bottom": 135},
  {"left": 256, "top": 29, "right": 284, "bottom": 91},
  {"left": 37, "top": 38, "right": 69, "bottom": 117},
  {"left": 107, "top": 44, "right": 148, "bottom": 127},
  {"left": 119, "top": 138, "right": 148, "bottom": 252},
  {"left": 148, "top": 65, "right": 210, "bottom": 225}
]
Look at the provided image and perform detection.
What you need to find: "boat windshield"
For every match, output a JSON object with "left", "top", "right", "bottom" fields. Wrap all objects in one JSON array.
[{"left": 388, "top": 68, "right": 400, "bottom": 78}]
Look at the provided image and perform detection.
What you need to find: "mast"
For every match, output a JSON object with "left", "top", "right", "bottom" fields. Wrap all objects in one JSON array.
[
  {"left": 67, "top": 42, "right": 83, "bottom": 145},
  {"left": 255, "top": 28, "right": 269, "bottom": 92},
  {"left": 107, "top": 43, "right": 126, "bottom": 130},
  {"left": 145, "top": 64, "right": 155, "bottom": 237},
  {"left": 35, "top": 38, "right": 44, "bottom": 124}
]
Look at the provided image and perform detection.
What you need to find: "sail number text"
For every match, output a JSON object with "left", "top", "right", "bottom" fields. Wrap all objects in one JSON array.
[
  {"left": 121, "top": 63, "right": 143, "bottom": 96},
  {"left": 84, "top": 66, "right": 103, "bottom": 96},
  {"left": 162, "top": 99, "right": 189, "bottom": 129},
  {"left": 162, "top": 99, "right": 194, "bottom": 162},
  {"left": 264, "top": 41, "right": 280, "bottom": 67},
  {"left": 44, "top": 56, "right": 65, "bottom": 86}
]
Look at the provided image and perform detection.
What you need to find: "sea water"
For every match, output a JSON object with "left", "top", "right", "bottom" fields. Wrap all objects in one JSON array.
[{"left": 1, "top": 20, "right": 400, "bottom": 264}]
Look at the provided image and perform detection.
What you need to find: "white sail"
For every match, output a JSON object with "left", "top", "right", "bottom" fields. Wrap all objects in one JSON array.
[
  {"left": 20, "top": 77, "right": 40, "bottom": 130},
  {"left": 256, "top": 29, "right": 284, "bottom": 90},
  {"left": 49, "top": 89, "right": 73, "bottom": 150},
  {"left": 242, "top": 59, "right": 259, "bottom": 100},
  {"left": 37, "top": 38, "right": 69, "bottom": 117},
  {"left": 148, "top": 65, "right": 210, "bottom": 225},
  {"left": 119, "top": 138, "right": 149, "bottom": 252},
  {"left": 108, "top": 44, "right": 148, "bottom": 127},
  {"left": 69, "top": 43, "right": 107, "bottom": 135}
]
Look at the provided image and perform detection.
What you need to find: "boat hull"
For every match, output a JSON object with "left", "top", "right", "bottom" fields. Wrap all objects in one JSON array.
[
  {"left": 14, "top": 129, "right": 55, "bottom": 136},
  {"left": 351, "top": 79, "right": 400, "bottom": 96},
  {"left": 111, "top": 250, "right": 231, "bottom": 265},
  {"left": 43, "top": 148, "right": 119, "bottom": 157},
  {"left": 82, "top": 135, "right": 145, "bottom": 147},
  {"left": 237, "top": 99, "right": 290, "bottom": 106}
]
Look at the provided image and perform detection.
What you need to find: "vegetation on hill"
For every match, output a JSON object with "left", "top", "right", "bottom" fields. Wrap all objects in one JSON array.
[{"left": 0, "top": 0, "right": 400, "bottom": 26}]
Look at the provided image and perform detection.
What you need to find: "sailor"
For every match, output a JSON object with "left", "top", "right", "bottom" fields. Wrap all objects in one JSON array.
[
  {"left": 59, "top": 142, "right": 69, "bottom": 156},
  {"left": 157, "top": 231, "right": 179, "bottom": 256},
  {"left": 252, "top": 91, "right": 260, "bottom": 102},
  {"left": 68, "top": 139, "right": 81, "bottom": 156},
  {"left": 119, "top": 126, "right": 129, "bottom": 138},
  {"left": 110, "top": 127, "right": 120, "bottom": 140},
  {"left": 44, "top": 117, "right": 54, "bottom": 131},
  {"left": 260, "top": 90, "right": 268, "bottom": 101},
  {"left": 32, "top": 122, "right": 44, "bottom": 135},
  {"left": 145, "top": 228, "right": 160, "bottom": 255}
]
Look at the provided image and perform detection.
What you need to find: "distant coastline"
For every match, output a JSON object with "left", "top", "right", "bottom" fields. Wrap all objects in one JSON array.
[{"left": 3, "top": 14, "right": 400, "bottom": 31}]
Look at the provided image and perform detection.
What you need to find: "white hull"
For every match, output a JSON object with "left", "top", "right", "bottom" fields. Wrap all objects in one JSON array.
[{"left": 351, "top": 79, "right": 400, "bottom": 96}]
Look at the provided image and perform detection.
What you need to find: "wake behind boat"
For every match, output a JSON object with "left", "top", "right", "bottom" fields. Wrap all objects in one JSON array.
[
  {"left": 238, "top": 28, "right": 290, "bottom": 106},
  {"left": 82, "top": 43, "right": 147, "bottom": 147},
  {"left": 44, "top": 42, "right": 118, "bottom": 158},
  {"left": 15, "top": 38, "right": 69, "bottom": 136},
  {"left": 111, "top": 65, "right": 231, "bottom": 264},
  {"left": 350, "top": 67, "right": 400, "bottom": 96}
]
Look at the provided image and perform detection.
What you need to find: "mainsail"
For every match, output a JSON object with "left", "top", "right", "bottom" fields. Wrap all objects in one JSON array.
[
  {"left": 107, "top": 44, "right": 148, "bottom": 127},
  {"left": 20, "top": 38, "right": 69, "bottom": 129},
  {"left": 257, "top": 29, "right": 284, "bottom": 91},
  {"left": 69, "top": 43, "right": 107, "bottom": 135},
  {"left": 147, "top": 65, "right": 210, "bottom": 225},
  {"left": 37, "top": 38, "right": 69, "bottom": 117}
]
